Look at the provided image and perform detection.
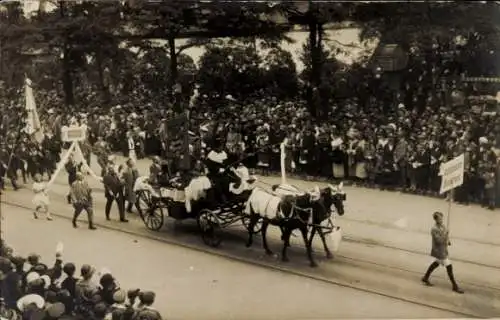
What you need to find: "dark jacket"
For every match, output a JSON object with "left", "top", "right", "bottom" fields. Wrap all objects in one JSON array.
[
  {"left": 1, "top": 270, "right": 22, "bottom": 309},
  {"left": 65, "top": 161, "right": 79, "bottom": 185},
  {"left": 103, "top": 169, "right": 123, "bottom": 196}
]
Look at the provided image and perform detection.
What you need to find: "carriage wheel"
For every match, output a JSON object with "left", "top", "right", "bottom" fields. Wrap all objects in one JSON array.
[
  {"left": 137, "top": 190, "right": 153, "bottom": 219},
  {"left": 197, "top": 209, "right": 222, "bottom": 248},
  {"left": 242, "top": 216, "right": 262, "bottom": 234},
  {"left": 143, "top": 205, "right": 165, "bottom": 231}
]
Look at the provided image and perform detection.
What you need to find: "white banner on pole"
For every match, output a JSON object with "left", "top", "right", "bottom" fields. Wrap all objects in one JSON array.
[
  {"left": 439, "top": 153, "right": 465, "bottom": 194},
  {"left": 280, "top": 138, "right": 288, "bottom": 185},
  {"left": 25, "top": 78, "right": 44, "bottom": 143}
]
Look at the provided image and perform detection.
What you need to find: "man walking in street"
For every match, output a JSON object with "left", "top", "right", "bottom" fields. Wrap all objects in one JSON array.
[
  {"left": 70, "top": 172, "right": 96, "bottom": 230},
  {"left": 122, "top": 158, "right": 140, "bottom": 213},
  {"left": 421, "top": 211, "right": 464, "bottom": 293},
  {"left": 102, "top": 163, "right": 128, "bottom": 222},
  {"left": 65, "top": 155, "right": 80, "bottom": 204}
]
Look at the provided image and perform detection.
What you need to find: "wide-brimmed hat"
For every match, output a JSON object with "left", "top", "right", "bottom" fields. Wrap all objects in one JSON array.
[
  {"left": 16, "top": 294, "right": 45, "bottom": 312},
  {"left": 113, "top": 290, "right": 126, "bottom": 304},
  {"left": 138, "top": 291, "right": 156, "bottom": 304},
  {"left": 46, "top": 302, "right": 65, "bottom": 318},
  {"left": 26, "top": 272, "right": 41, "bottom": 284},
  {"left": 81, "top": 264, "right": 95, "bottom": 278}
]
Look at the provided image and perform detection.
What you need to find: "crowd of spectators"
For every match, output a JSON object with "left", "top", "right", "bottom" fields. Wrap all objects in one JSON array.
[
  {"left": 21, "top": 86, "right": 499, "bottom": 209},
  {"left": 2, "top": 49, "right": 500, "bottom": 210},
  {"left": 0, "top": 240, "right": 163, "bottom": 320}
]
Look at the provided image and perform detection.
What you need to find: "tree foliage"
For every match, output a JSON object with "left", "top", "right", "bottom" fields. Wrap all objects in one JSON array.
[
  {"left": 353, "top": 2, "right": 500, "bottom": 76},
  {"left": 261, "top": 47, "right": 298, "bottom": 99},
  {"left": 197, "top": 43, "right": 262, "bottom": 101},
  {"left": 0, "top": 2, "right": 33, "bottom": 88}
]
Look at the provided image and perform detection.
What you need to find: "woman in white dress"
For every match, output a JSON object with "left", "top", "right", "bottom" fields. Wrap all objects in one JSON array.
[{"left": 32, "top": 174, "right": 52, "bottom": 220}]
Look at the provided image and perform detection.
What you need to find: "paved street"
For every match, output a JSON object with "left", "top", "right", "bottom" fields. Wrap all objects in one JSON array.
[
  {"left": 2, "top": 204, "right": 463, "bottom": 320},
  {"left": 3, "top": 152, "right": 500, "bottom": 317}
]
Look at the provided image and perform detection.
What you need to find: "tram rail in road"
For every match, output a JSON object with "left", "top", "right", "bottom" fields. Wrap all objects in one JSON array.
[
  {"left": 52, "top": 177, "right": 500, "bottom": 248},
  {"left": 3, "top": 199, "right": 498, "bottom": 318},
  {"left": 31, "top": 181, "right": 500, "bottom": 271}
]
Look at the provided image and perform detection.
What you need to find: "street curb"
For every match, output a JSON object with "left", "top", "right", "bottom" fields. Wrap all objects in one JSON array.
[{"left": 2, "top": 201, "right": 483, "bottom": 318}]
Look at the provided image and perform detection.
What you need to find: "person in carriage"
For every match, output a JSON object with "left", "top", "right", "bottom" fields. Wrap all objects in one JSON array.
[{"left": 204, "top": 137, "right": 232, "bottom": 203}]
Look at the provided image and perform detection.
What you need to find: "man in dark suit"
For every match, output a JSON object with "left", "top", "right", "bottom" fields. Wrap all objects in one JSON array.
[
  {"left": 122, "top": 158, "right": 140, "bottom": 213},
  {"left": 70, "top": 172, "right": 96, "bottom": 230},
  {"left": 102, "top": 164, "right": 127, "bottom": 222},
  {"left": 65, "top": 155, "right": 80, "bottom": 204}
]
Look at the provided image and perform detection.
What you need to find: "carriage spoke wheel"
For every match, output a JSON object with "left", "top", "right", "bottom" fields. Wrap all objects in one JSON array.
[
  {"left": 242, "top": 216, "right": 262, "bottom": 234},
  {"left": 144, "top": 205, "right": 164, "bottom": 231},
  {"left": 137, "top": 190, "right": 153, "bottom": 220},
  {"left": 197, "top": 209, "right": 222, "bottom": 247}
]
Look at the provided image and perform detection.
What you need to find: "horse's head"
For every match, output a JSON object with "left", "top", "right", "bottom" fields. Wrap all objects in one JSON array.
[{"left": 323, "top": 182, "right": 346, "bottom": 216}]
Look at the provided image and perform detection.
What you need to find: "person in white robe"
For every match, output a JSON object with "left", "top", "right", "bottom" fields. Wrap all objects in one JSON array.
[{"left": 32, "top": 173, "right": 52, "bottom": 220}]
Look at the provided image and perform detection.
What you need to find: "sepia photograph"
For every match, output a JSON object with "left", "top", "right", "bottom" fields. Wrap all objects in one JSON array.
[{"left": 0, "top": 0, "right": 499, "bottom": 319}]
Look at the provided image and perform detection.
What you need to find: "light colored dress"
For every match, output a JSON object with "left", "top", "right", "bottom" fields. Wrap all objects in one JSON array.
[{"left": 32, "top": 182, "right": 50, "bottom": 207}]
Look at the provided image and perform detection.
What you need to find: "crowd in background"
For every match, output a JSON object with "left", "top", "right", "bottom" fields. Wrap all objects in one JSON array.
[
  {"left": 1, "top": 82, "right": 500, "bottom": 210},
  {"left": 0, "top": 240, "right": 163, "bottom": 320}
]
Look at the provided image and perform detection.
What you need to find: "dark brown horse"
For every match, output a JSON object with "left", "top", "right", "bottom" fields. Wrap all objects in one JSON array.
[
  {"left": 244, "top": 186, "right": 321, "bottom": 266},
  {"left": 244, "top": 183, "right": 346, "bottom": 267},
  {"left": 306, "top": 184, "right": 346, "bottom": 260}
]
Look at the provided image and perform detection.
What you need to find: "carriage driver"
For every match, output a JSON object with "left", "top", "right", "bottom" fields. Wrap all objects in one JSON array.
[{"left": 205, "top": 138, "right": 231, "bottom": 203}]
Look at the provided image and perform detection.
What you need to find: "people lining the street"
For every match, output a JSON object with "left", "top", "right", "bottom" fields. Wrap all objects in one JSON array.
[
  {"left": 1, "top": 65, "right": 500, "bottom": 210},
  {"left": 0, "top": 240, "right": 163, "bottom": 320}
]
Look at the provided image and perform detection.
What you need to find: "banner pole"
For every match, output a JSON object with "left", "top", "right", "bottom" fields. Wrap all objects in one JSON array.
[
  {"left": 446, "top": 189, "right": 453, "bottom": 231},
  {"left": 280, "top": 138, "right": 288, "bottom": 185}
]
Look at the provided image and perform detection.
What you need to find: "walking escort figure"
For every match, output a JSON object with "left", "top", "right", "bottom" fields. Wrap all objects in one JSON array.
[
  {"left": 31, "top": 173, "right": 52, "bottom": 220},
  {"left": 421, "top": 211, "right": 464, "bottom": 293},
  {"left": 70, "top": 172, "right": 96, "bottom": 230}
]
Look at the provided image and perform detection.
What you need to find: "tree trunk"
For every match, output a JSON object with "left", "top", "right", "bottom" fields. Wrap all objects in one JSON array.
[
  {"left": 59, "top": 1, "right": 74, "bottom": 107},
  {"left": 308, "top": 18, "right": 321, "bottom": 117},
  {"left": 62, "top": 47, "right": 75, "bottom": 107},
  {"left": 0, "top": 38, "right": 3, "bottom": 79},
  {"left": 168, "top": 34, "right": 181, "bottom": 113},
  {"left": 95, "top": 50, "right": 110, "bottom": 103}
]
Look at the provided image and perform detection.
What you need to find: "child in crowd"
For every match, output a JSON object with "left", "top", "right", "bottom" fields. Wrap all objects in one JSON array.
[{"left": 32, "top": 173, "right": 52, "bottom": 220}]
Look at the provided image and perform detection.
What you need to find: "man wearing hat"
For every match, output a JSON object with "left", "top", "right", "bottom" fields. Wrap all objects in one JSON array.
[
  {"left": 149, "top": 156, "right": 162, "bottom": 185},
  {"left": 421, "top": 211, "right": 464, "bottom": 293},
  {"left": 70, "top": 172, "right": 96, "bottom": 229},
  {"left": 45, "top": 302, "right": 65, "bottom": 319},
  {"left": 205, "top": 137, "right": 230, "bottom": 203},
  {"left": 104, "top": 289, "right": 130, "bottom": 319},
  {"left": 0, "top": 257, "right": 22, "bottom": 309},
  {"left": 122, "top": 158, "right": 140, "bottom": 214},
  {"left": 94, "top": 136, "right": 111, "bottom": 172},
  {"left": 75, "top": 265, "right": 98, "bottom": 301},
  {"left": 135, "top": 291, "right": 162, "bottom": 320},
  {"left": 65, "top": 155, "right": 80, "bottom": 204},
  {"left": 102, "top": 164, "right": 127, "bottom": 222}
]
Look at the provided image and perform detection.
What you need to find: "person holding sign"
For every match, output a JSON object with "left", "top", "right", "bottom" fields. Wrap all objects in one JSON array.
[{"left": 421, "top": 211, "right": 464, "bottom": 294}]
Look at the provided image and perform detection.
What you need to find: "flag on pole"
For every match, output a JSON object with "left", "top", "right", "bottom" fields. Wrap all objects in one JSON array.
[{"left": 25, "top": 78, "right": 44, "bottom": 143}]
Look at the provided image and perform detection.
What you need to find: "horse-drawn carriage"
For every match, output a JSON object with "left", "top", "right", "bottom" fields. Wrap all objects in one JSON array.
[
  {"left": 134, "top": 162, "right": 347, "bottom": 267},
  {"left": 133, "top": 166, "right": 262, "bottom": 247}
]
